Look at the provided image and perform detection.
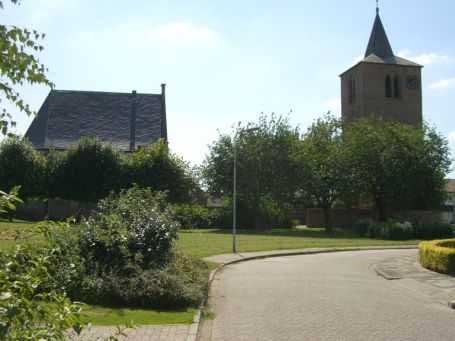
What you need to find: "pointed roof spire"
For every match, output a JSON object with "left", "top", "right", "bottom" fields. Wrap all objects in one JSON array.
[{"left": 365, "top": 4, "right": 396, "bottom": 64}]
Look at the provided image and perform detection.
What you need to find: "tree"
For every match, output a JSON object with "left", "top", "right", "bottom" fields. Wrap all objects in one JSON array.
[
  {"left": 0, "top": 0, "right": 53, "bottom": 135},
  {"left": 0, "top": 137, "right": 45, "bottom": 199},
  {"left": 344, "top": 116, "right": 452, "bottom": 221},
  {"left": 294, "top": 115, "right": 355, "bottom": 231},
  {"left": 124, "top": 139, "right": 195, "bottom": 203},
  {"left": 52, "top": 137, "right": 122, "bottom": 202},
  {"left": 202, "top": 114, "right": 300, "bottom": 229}
]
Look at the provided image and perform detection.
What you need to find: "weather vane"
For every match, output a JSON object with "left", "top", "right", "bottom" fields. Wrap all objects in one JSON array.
[{"left": 376, "top": 0, "right": 379, "bottom": 13}]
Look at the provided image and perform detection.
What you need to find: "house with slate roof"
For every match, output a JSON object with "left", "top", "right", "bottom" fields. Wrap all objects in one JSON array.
[{"left": 25, "top": 84, "right": 167, "bottom": 151}]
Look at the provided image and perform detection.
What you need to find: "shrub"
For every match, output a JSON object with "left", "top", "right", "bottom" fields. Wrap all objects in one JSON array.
[
  {"left": 52, "top": 137, "right": 122, "bottom": 202},
  {"left": 124, "top": 139, "right": 195, "bottom": 203},
  {"left": 0, "top": 245, "right": 85, "bottom": 340},
  {"left": 379, "top": 220, "right": 413, "bottom": 240},
  {"left": 353, "top": 219, "right": 378, "bottom": 237},
  {"left": 45, "top": 187, "right": 209, "bottom": 309},
  {"left": 414, "top": 221, "right": 453, "bottom": 240},
  {"left": 0, "top": 138, "right": 45, "bottom": 199},
  {"left": 87, "top": 253, "right": 208, "bottom": 309},
  {"left": 418, "top": 239, "right": 455, "bottom": 275},
  {"left": 173, "top": 204, "right": 229, "bottom": 229},
  {"left": 81, "top": 186, "right": 179, "bottom": 268}
]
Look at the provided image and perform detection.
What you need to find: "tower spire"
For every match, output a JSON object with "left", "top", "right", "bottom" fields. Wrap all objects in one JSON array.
[{"left": 365, "top": 5, "right": 396, "bottom": 63}]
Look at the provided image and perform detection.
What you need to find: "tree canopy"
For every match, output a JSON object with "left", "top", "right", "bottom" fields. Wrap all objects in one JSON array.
[
  {"left": 344, "top": 116, "right": 452, "bottom": 221},
  {"left": 294, "top": 115, "right": 355, "bottom": 231},
  {"left": 202, "top": 114, "right": 300, "bottom": 229},
  {"left": 0, "top": 0, "right": 53, "bottom": 135}
]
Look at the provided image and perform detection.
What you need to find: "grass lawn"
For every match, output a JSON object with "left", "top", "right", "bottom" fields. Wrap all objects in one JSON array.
[
  {"left": 0, "top": 219, "right": 418, "bottom": 325},
  {"left": 176, "top": 228, "right": 419, "bottom": 258},
  {"left": 82, "top": 305, "right": 196, "bottom": 325},
  {"left": 0, "top": 219, "right": 38, "bottom": 249}
]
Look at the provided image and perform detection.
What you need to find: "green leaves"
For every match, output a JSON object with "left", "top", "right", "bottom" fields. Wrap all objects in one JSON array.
[{"left": 0, "top": 1, "right": 53, "bottom": 135}]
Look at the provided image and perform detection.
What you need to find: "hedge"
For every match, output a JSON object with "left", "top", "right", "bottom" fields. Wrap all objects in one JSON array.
[{"left": 418, "top": 239, "right": 455, "bottom": 275}]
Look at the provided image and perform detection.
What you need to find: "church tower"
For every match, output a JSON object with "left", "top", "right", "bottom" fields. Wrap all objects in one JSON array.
[{"left": 340, "top": 6, "right": 423, "bottom": 126}]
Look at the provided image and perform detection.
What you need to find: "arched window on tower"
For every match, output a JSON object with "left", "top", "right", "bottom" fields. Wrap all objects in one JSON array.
[
  {"left": 385, "top": 75, "right": 392, "bottom": 98},
  {"left": 393, "top": 75, "right": 400, "bottom": 98}
]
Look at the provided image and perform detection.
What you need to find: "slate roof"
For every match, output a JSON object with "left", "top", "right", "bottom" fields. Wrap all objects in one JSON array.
[
  {"left": 25, "top": 87, "right": 167, "bottom": 151},
  {"left": 362, "top": 10, "right": 421, "bottom": 67}
]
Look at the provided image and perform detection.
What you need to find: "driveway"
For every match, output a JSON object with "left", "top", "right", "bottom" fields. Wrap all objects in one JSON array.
[{"left": 204, "top": 249, "right": 455, "bottom": 341}]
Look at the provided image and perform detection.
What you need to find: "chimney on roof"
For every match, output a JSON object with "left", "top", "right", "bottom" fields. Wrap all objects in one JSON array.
[{"left": 132, "top": 90, "right": 137, "bottom": 97}]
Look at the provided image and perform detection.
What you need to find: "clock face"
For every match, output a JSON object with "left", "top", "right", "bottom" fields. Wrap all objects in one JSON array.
[{"left": 406, "top": 75, "right": 419, "bottom": 89}]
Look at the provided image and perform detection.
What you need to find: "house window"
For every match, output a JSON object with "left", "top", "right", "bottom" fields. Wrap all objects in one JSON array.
[
  {"left": 349, "top": 77, "right": 356, "bottom": 104},
  {"left": 385, "top": 75, "right": 392, "bottom": 98}
]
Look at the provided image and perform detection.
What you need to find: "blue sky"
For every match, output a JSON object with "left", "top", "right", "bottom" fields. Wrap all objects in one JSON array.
[{"left": 1, "top": 0, "right": 454, "bottom": 177}]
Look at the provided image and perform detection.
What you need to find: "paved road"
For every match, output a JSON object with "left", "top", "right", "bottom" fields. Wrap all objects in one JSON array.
[{"left": 208, "top": 249, "right": 455, "bottom": 341}]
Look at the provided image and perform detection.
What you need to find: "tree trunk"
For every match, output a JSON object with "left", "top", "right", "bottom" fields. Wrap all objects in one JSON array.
[
  {"left": 323, "top": 206, "right": 333, "bottom": 232},
  {"left": 375, "top": 198, "right": 387, "bottom": 222}
]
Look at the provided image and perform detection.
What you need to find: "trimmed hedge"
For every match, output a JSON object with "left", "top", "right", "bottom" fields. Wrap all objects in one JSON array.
[{"left": 418, "top": 239, "right": 455, "bottom": 275}]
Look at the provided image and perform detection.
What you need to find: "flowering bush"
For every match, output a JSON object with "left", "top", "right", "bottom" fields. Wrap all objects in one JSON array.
[{"left": 80, "top": 186, "right": 179, "bottom": 269}]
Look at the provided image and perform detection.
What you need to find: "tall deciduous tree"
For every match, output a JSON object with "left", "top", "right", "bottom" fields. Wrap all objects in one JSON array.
[
  {"left": 294, "top": 115, "right": 354, "bottom": 232},
  {"left": 0, "top": 0, "right": 53, "bottom": 135},
  {"left": 202, "top": 114, "right": 300, "bottom": 229},
  {"left": 344, "top": 116, "right": 452, "bottom": 221}
]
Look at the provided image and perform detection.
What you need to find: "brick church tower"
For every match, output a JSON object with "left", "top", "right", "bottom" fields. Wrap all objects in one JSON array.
[{"left": 340, "top": 6, "right": 423, "bottom": 127}]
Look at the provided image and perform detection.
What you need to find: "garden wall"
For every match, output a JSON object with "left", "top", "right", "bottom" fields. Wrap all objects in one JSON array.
[
  {"left": 16, "top": 199, "right": 96, "bottom": 221},
  {"left": 307, "top": 208, "right": 443, "bottom": 228}
]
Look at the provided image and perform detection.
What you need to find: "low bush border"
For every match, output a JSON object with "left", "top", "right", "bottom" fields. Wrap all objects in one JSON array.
[{"left": 418, "top": 239, "right": 455, "bottom": 275}]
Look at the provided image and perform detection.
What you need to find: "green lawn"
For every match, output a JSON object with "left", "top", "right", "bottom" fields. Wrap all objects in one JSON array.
[
  {"left": 0, "top": 219, "right": 418, "bottom": 325},
  {"left": 82, "top": 305, "right": 196, "bottom": 325},
  {"left": 176, "top": 228, "right": 419, "bottom": 258},
  {"left": 0, "top": 219, "right": 38, "bottom": 249}
]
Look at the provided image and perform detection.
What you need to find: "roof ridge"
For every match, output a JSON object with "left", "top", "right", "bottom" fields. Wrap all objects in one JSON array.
[{"left": 51, "top": 89, "right": 161, "bottom": 96}]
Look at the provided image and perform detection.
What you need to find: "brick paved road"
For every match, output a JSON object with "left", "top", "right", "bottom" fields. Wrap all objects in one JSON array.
[{"left": 207, "top": 249, "right": 455, "bottom": 341}]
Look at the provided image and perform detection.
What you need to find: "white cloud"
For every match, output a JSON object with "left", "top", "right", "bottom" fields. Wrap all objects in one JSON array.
[
  {"left": 397, "top": 50, "right": 453, "bottom": 65},
  {"left": 429, "top": 78, "right": 455, "bottom": 90},
  {"left": 147, "top": 22, "right": 219, "bottom": 43},
  {"left": 325, "top": 98, "right": 341, "bottom": 112}
]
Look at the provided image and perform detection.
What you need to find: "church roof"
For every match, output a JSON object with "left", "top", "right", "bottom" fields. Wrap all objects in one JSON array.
[
  {"left": 24, "top": 88, "right": 167, "bottom": 151},
  {"left": 341, "top": 9, "right": 421, "bottom": 76},
  {"left": 365, "top": 11, "right": 396, "bottom": 64}
]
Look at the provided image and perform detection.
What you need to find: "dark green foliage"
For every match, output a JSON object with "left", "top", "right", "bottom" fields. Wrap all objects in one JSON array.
[
  {"left": 379, "top": 221, "right": 413, "bottom": 241},
  {"left": 81, "top": 186, "right": 179, "bottom": 268},
  {"left": 0, "top": 191, "right": 85, "bottom": 340},
  {"left": 44, "top": 187, "right": 208, "bottom": 309},
  {"left": 0, "top": 138, "right": 45, "bottom": 198},
  {"left": 354, "top": 218, "right": 453, "bottom": 241},
  {"left": 414, "top": 221, "right": 453, "bottom": 240},
  {"left": 87, "top": 253, "right": 208, "bottom": 309},
  {"left": 294, "top": 114, "right": 355, "bottom": 231},
  {"left": 124, "top": 139, "right": 195, "bottom": 203},
  {"left": 52, "top": 137, "right": 122, "bottom": 202},
  {"left": 419, "top": 239, "right": 455, "bottom": 275},
  {"left": 202, "top": 114, "right": 300, "bottom": 229},
  {"left": 344, "top": 117, "right": 451, "bottom": 221},
  {"left": 173, "top": 204, "right": 230, "bottom": 229},
  {"left": 353, "top": 219, "right": 379, "bottom": 238}
]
